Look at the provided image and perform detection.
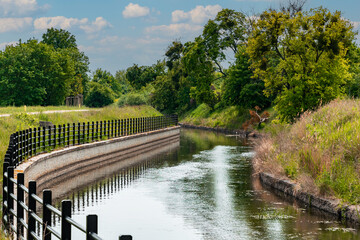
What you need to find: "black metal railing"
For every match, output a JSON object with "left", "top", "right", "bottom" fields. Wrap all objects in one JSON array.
[{"left": 2, "top": 115, "right": 178, "bottom": 239}]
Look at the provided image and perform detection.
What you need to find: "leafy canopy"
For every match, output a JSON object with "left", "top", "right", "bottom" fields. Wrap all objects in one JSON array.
[{"left": 247, "top": 7, "right": 355, "bottom": 122}]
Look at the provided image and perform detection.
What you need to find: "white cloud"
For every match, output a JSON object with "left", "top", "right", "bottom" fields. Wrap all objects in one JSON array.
[
  {"left": 122, "top": 3, "right": 150, "bottom": 18},
  {"left": 352, "top": 21, "right": 360, "bottom": 29},
  {"left": 0, "top": 17, "right": 32, "bottom": 33},
  {"left": 0, "top": 0, "right": 49, "bottom": 17},
  {"left": 171, "top": 5, "right": 222, "bottom": 24},
  {"left": 80, "top": 17, "right": 111, "bottom": 34},
  {"left": 0, "top": 41, "right": 17, "bottom": 50},
  {"left": 34, "top": 16, "right": 111, "bottom": 34},
  {"left": 145, "top": 23, "right": 202, "bottom": 36},
  {"left": 34, "top": 16, "right": 87, "bottom": 30}
]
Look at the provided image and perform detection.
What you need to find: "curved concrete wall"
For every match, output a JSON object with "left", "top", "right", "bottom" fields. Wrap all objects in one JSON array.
[{"left": 16, "top": 127, "right": 180, "bottom": 198}]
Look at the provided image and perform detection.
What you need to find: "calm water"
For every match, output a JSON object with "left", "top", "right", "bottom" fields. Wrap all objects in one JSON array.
[{"left": 52, "top": 128, "right": 360, "bottom": 239}]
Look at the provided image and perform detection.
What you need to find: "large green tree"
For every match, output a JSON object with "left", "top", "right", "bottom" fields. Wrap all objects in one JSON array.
[
  {"left": 202, "top": 9, "right": 247, "bottom": 76},
  {"left": 0, "top": 40, "right": 75, "bottom": 106},
  {"left": 126, "top": 61, "right": 165, "bottom": 90},
  {"left": 42, "top": 28, "right": 89, "bottom": 97},
  {"left": 247, "top": 7, "right": 355, "bottom": 122},
  {"left": 223, "top": 47, "right": 269, "bottom": 108},
  {"left": 182, "top": 38, "right": 216, "bottom": 107},
  {"left": 42, "top": 28, "right": 77, "bottom": 49},
  {"left": 92, "top": 68, "right": 121, "bottom": 97}
]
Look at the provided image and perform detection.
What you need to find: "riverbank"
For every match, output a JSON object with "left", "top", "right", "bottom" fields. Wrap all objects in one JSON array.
[
  {"left": 180, "top": 104, "right": 251, "bottom": 130},
  {"left": 254, "top": 99, "right": 360, "bottom": 223}
]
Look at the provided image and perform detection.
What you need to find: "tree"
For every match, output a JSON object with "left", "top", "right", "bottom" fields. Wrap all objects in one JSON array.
[
  {"left": 202, "top": 9, "right": 247, "bottom": 76},
  {"left": 42, "top": 28, "right": 77, "bottom": 49},
  {"left": 126, "top": 61, "right": 165, "bottom": 90},
  {"left": 42, "top": 28, "right": 90, "bottom": 97},
  {"left": 84, "top": 82, "right": 115, "bottom": 107},
  {"left": 182, "top": 38, "right": 216, "bottom": 107},
  {"left": 92, "top": 68, "right": 121, "bottom": 97},
  {"left": 0, "top": 39, "right": 75, "bottom": 106},
  {"left": 115, "top": 70, "right": 132, "bottom": 95},
  {"left": 247, "top": 7, "right": 355, "bottom": 122},
  {"left": 222, "top": 47, "right": 269, "bottom": 108},
  {"left": 151, "top": 75, "right": 177, "bottom": 113}
]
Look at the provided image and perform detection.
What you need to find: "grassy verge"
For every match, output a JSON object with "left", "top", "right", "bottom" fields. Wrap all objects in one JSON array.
[
  {"left": 254, "top": 99, "right": 360, "bottom": 205},
  {"left": 180, "top": 103, "right": 251, "bottom": 130}
]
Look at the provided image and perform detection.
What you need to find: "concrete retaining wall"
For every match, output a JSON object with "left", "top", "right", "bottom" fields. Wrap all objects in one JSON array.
[
  {"left": 16, "top": 126, "right": 180, "bottom": 198},
  {"left": 259, "top": 172, "right": 360, "bottom": 224}
]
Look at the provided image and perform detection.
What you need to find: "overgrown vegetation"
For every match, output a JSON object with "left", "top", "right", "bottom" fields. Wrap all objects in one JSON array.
[
  {"left": 254, "top": 99, "right": 360, "bottom": 204},
  {"left": 181, "top": 103, "right": 250, "bottom": 130}
]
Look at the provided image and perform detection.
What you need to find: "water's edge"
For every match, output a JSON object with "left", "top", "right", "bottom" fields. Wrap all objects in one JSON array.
[{"left": 259, "top": 172, "right": 360, "bottom": 224}]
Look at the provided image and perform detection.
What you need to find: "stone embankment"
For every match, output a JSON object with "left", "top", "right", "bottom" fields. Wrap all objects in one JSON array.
[{"left": 259, "top": 172, "right": 360, "bottom": 224}]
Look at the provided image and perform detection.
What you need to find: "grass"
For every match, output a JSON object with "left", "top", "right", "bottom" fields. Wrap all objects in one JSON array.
[
  {"left": 180, "top": 103, "right": 251, "bottom": 130},
  {"left": 254, "top": 99, "right": 360, "bottom": 204}
]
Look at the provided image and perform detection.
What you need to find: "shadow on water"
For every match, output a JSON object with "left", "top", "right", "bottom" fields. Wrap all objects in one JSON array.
[{"left": 48, "top": 128, "right": 360, "bottom": 240}]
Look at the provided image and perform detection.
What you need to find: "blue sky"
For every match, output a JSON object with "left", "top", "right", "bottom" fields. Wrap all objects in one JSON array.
[{"left": 1, "top": 0, "right": 359, "bottom": 74}]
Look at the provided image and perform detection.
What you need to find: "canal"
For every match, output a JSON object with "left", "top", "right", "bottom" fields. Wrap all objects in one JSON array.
[{"left": 52, "top": 128, "right": 359, "bottom": 239}]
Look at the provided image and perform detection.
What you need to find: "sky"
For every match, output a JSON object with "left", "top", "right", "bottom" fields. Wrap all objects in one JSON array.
[{"left": 1, "top": 0, "right": 359, "bottom": 74}]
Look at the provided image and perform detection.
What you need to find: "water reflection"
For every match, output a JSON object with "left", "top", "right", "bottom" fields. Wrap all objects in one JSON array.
[{"left": 51, "top": 128, "right": 360, "bottom": 239}]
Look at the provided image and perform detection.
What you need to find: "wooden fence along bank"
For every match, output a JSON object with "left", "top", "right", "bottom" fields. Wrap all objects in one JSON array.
[{"left": 2, "top": 115, "right": 179, "bottom": 240}]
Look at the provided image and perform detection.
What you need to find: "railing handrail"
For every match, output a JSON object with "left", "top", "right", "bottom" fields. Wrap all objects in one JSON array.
[{"left": 2, "top": 115, "right": 178, "bottom": 240}]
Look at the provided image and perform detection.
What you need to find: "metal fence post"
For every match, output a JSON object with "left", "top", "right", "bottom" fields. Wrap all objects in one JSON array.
[
  {"left": 47, "top": 126, "right": 52, "bottom": 150},
  {"left": 42, "top": 127, "right": 46, "bottom": 151},
  {"left": 87, "top": 122, "right": 90, "bottom": 143},
  {"left": 53, "top": 125, "right": 57, "bottom": 149},
  {"left": 29, "top": 128, "right": 33, "bottom": 157},
  {"left": 86, "top": 215, "right": 98, "bottom": 240},
  {"left": 96, "top": 121, "right": 99, "bottom": 140},
  {"left": 61, "top": 200, "right": 72, "bottom": 240},
  {"left": 2, "top": 161, "right": 9, "bottom": 230},
  {"left": 72, "top": 123, "right": 76, "bottom": 146},
  {"left": 121, "top": 119, "right": 123, "bottom": 136},
  {"left": 43, "top": 190, "right": 52, "bottom": 240},
  {"left": 7, "top": 166, "right": 14, "bottom": 228},
  {"left": 63, "top": 124, "right": 66, "bottom": 146},
  {"left": 17, "top": 173, "right": 25, "bottom": 239},
  {"left": 25, "top": 129, "right": 29, "bottom": 159},
  {"left": 28, "top": 181, "right": 36, "bottom": 240},
  {"left": 100, "top": 121, "right": 103, "bottom": 140},
  {"left": 67, "top": 123, "right": 70, "bottom": 146},
  {"left": 78, "top": 123, "right": 81, "bottom": 145},
  {"left": 108, "top": 120, "right": 110, "bottom": 137},
  {"left": 111, "top": 120, "right": 114, "bottom": 137}
]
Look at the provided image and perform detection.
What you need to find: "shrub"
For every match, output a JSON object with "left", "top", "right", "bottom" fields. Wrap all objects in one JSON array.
[
  {"left": 117, "top": 92, "right": 148, "bottom": 106},
  {"left": 84, "top": 82, "right": 115, "bottom": 107}
]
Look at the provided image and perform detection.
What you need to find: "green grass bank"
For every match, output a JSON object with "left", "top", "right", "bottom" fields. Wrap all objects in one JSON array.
[
  {"left": 180, "top": 103, "right": 251, "bottom": 130},
  {"left": 254, "top": 99, "right": 360, "bottom": 205}
]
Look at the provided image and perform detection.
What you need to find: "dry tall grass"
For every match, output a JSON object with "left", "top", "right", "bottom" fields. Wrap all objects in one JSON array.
[{"left": 255, "top": 99, "right": 360, "bottom": 203}]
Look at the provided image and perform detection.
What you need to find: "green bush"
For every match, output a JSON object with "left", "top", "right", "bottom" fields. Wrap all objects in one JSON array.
[
  {"left": 84, "top": 82, "right": 115, "bottom": 107},
  {"left": 118, "top": 92, "right": 148, "bottom": 106}
]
